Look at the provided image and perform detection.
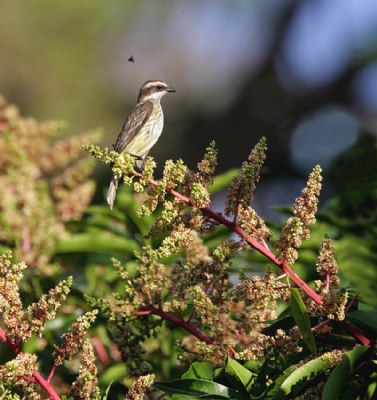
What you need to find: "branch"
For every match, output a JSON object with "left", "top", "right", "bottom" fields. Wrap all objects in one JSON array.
[
  {"left": 339, "top": 320, "right": 372, "bottom": 346},
  {"left": 144, "top": 174, "right": 324, "bottom": 306},
  {"left": 135, "top": 173, "right": 374, "bottom": 346},
  {"left": 0, "top": 327, "right": 19, "bottom": 353},
  {"left": 32, "top": 371, "right": 61, "bottom": 400},
  {"left": 0, "top": 327, "right": 62, "bottom": 400},
  {"left": 138, "top": 305, "right": 213, "bottom": 345}
]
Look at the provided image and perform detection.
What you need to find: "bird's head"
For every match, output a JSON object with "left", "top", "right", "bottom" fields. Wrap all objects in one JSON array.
[{"left": 138, "top": 80, "right": 176, "bottom": 102}]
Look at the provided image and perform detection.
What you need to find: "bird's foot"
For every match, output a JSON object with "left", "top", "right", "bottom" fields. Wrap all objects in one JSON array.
[{"left": 134, "top": 158, "right": 145, "bottom": 173}]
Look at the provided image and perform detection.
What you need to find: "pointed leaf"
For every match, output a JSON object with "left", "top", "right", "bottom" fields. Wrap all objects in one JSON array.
[
  {"left": 103, "top": 381, "right": 113, "bottom": 400},
  {"left": 154, "top": 379, "right": 244, "bottom": 399},
  {"left": 55, "top": 233, "right": 139, "bottom": 257},
  {"left": 290, "top": 288, "right": 317, "bottom": 354},
  {"left": 367, "top": 381, "right": 377, "bottom": 398},
  {"left": 346, "top": 311, "right": 377, "bottom": 334},
  {"left": 225, "top": 357, "right": 254, "bottom": 393},
  {"left": 264, "top": 364, "right": 297, "bottom": 399},
  {"left": 86, "top": 204, "right": 126, "bottom": 222},
  {"left": 271, "top": 354, "right": 335, "bottom": 399},
  {"left": 99, "top": 363, "right": 126, "bottom": 386},
  {"left": 322, "top": 345, "right": 369, "bottom": 400},
  {"left": 182, "top": 362, "right": 214, "bottom": 380},
  {"left": 82, "top": 219, "right": 132, "bottom": 238}
]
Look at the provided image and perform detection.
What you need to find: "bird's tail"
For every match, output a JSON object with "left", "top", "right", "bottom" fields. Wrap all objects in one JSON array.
[{"left": 107, "top": 176, "right": 119, "bottom": 209}]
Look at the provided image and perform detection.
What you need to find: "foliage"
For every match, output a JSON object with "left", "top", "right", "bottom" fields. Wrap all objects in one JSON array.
[
  {"left": 0, "top": 98, "right": 105, "bottom": 399},
  {"left": 81, "top": 138, "right": 377, "bottom": 399},
  {"left": 1, "top": 98, "right": 377, "bottom": 399},
  {"left": 0, "top": 252, "right": 99, "bottom": 399},
  {"left": 0, "top": 95, "right": 101, "bottom": 274}
]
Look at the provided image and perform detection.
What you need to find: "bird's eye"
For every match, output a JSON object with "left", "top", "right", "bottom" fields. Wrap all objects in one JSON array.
[{"left": 157, "top": 85, "right": 164, "bottom": 90}]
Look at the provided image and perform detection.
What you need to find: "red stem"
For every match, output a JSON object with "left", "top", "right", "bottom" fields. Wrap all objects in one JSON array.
[
  {"left": 311, "top": 319, "right": 330, "bottom": 332},
  {"left": 32, "top": 371, "right": 61, "bottom": 400},
  {"left": 345, "top": 295, "right": 358, "bottom": 314},
  {"left": 275, "top": 273, "right": 288, "bottom": 281},
  {"left": 154, "top": 179, "right": 324, "bottom": 305},
  {"left": 0, "top": 327, "right": 19, "bottom": 353},
  {"left": 138, "top": 175, "right": 375, "bottom": 345},
  {"left": 0, "top": 327, "right": 62, "bottom": 400},
  {"left": 141, "top": 305, "right": 239, "bottom": 356},
  {"left": 139, "top": 305, "right": 213, "bottom": 345},
  {"left": 47, "top": 365, "right": 56, "bottom": 383},
  {"left": 205, "top": 207, "right": 324, "bottom": 303},
  {"left": 340, "top": 320, "right": 371, "bottom": 346}
]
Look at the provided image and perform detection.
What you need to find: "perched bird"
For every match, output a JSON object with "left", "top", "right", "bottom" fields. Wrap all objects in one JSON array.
[{"left": 107, "top": 80, "right": 176, "bottom": 209}]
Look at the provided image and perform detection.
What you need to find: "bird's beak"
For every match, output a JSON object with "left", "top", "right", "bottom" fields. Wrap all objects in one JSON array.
[{"left": 167, "top": 87, "right": 176, "bottom": 93}]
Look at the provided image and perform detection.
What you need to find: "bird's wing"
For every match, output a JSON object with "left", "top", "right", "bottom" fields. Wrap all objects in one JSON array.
[{"left": 113, "top": 101, "right": 154, "bottom": 153}]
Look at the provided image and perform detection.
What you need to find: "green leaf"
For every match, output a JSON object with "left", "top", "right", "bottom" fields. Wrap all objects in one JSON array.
[
  {"left": 102, "top": 381, "right": 113, "bottom": 400},
  {"left": 322, "top": 345, "right": 369, "bottom": 400},
  {"left": 154, "top": 379, "right": 244, "bottom": 399},
  {"left": 271, "top": 354, "right": 336, "bottom": 399},
  {"left": 335, "top": 235, "right": 377, "bottom": 306},
  {"left": 263, "top": 364, "right": 297, "bottom": 399},
  {"left": 209, "top": 169, "right": 238, "bottom": 194},
  {"left": 81, "top": 219, "right": 132, "bottom": 238},
  {"left": 367, "top": 381, "right": 377, "bottom": 399},
  {"left": 55, "top": 233, "right": 139, "bottom": 258},
  {"left": 182, "top": 362, "right": 214, "bottom": 380},
  {"left": 243, "top": 360, "right": 262, "bottom": 374},
  {"left": 86, "top": 204, "right": 126, "bottom": 222},
  {"left": 357, "top": 302, "right": 376, "bottom": 312},
  {"left": 346, "top": 311, "right": 377, "bottom": 334},
  {"left": 99, "top": 363, "right": 126, "bottom": 386},
  {"left": 290, "top": 288, "right": 317, "bottom": 354},
  {"left": 45, "top": 312, "right": 81, "bottom": 332},
  {"left": 117, "top": 189, "right": 154, "bottom": 235},
  {"left": 337, "top": 387, "right": 365, "bottom": 400},
  {"left": 317, "top": 333, "right": 355, "bottom": 347},
  {"left": 225, "top": 357, "right": 254, "bottom": 393}
]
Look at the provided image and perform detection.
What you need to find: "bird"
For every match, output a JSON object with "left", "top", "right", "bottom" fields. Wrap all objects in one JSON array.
[{"left": 107, "top": 80, "right": 176, "bottom": 209}]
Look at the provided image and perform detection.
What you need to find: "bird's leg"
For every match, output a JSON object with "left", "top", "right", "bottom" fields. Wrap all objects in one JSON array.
[
  {"left": 126, "top": 152, "right": 146, "bottom": 173},
  {"left": 134, "top": 157, "right": 146, "bottom": 173}
]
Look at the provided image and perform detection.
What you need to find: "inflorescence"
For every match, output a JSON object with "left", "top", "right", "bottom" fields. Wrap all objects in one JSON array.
[{"left": 83, "top": 137, "right": 358, "bottom": 374}]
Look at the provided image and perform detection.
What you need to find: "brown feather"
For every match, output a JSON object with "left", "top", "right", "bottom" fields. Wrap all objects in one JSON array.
[{"left": 113, "top": 100, "right": 154, "bottom": 154}]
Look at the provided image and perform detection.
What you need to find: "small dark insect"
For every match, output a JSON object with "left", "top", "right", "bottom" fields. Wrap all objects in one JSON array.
[{"left": 128, "top": 56, "right": 135, "bottom": 63}]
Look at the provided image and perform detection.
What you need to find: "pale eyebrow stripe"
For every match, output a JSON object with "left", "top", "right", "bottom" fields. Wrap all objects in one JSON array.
[{"left": 144, "top": 81, "right": 167, "bottom": 89}]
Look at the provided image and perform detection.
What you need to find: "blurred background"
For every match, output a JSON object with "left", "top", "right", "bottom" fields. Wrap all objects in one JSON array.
[
  {"left": 1, "top": 1, "right": 377, "bottom": 393},
  {"left": 0, "top": 0, "right": 376, "bottom": 215},
  {"left": 1, "top": 0, "right": 377, "bottom": 218}
]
